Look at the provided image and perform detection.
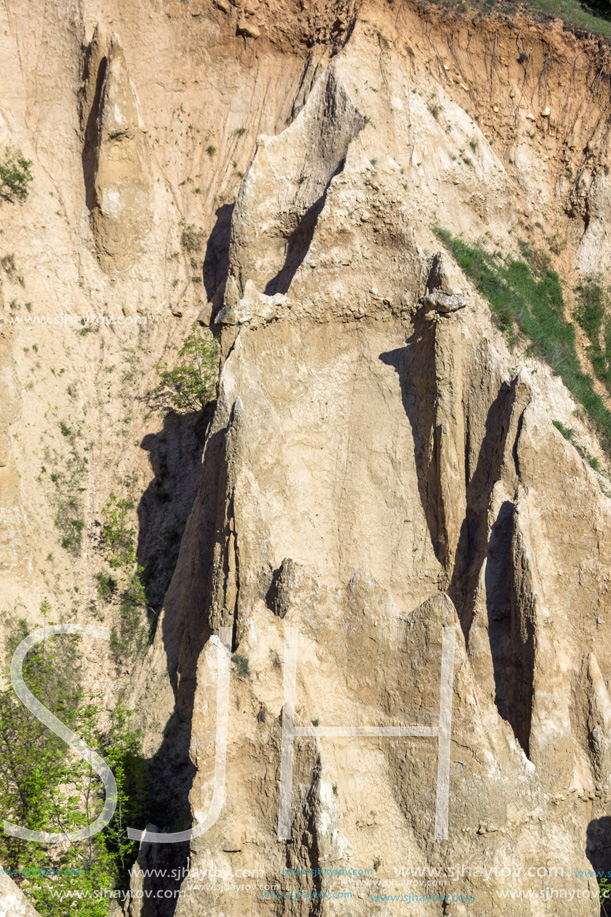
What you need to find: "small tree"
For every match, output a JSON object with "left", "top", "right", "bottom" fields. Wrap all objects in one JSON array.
[
  {"left": 155, "top": 327, "right": 219, "bottom": 413},
  {"left": 0, "top": 148, "right": 33, "bottom": 202},
  {"left": 0, "top": 610, "right": 146, "bottom": 915}
]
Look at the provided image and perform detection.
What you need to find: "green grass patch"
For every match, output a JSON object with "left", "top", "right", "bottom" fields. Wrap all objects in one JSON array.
[
  {"left": 576, "top": 277, "right": 611, "bottom": 395},
  {"left": 435, "top": 229, "right": 611, "bottom": 452},
  {"left": 425, "top": 0, "right": 611, "bottom": 42}
]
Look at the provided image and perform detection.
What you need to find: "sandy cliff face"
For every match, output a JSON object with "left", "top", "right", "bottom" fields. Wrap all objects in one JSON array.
[
  {"left": 2, "top": 0, "right": 611, "bottom": 915},
  {"left": 147, "top": 33, "right": 611, "bottom": 912}
]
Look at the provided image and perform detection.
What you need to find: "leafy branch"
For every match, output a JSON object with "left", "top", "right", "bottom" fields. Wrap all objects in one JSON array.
[
  {"left": 154, "top": 327, "right": 219, "bottom": 413},
  {"left": 0, "top": 149, "right": 33, "bottom": 203}
]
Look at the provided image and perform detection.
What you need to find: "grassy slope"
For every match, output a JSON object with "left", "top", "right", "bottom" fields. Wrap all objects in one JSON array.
[
  {"left": 435, "top": 229, "right": 611, "bottom": 452},
  {"left": 427, "top": 0, "right": 611, "bottom": 41}
]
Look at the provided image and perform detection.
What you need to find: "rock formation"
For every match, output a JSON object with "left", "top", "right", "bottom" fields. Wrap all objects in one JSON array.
[
  {"left": 81, "top": 28, "right": 152, "bottom": 273},
  {"left": 1, "top": 1, "right": 611, "bottom": 915},
  {"left": 151, "top": 49, "right": 611, "bottom": 916}
]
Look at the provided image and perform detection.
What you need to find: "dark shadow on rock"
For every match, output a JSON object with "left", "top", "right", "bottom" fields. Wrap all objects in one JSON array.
[
  {"left": 130, "top": 412, "right": 230, "bottom": 915},
  {"left": 484, "top": 500, "right": 514, "bottom": 719},
  {"left": 587, "top": 818, "right": 611, "bottom": 917},
  {"left": 447, "top": 380, "right": 514, "bottom": 636},
  {"left": 128, "top": 708, "right": 194, "bottom": 917},
  {"left": 380, "top": 321, "right": 441, "bottom": 564},
  {"left": 81, "top": 49, "right": 107, "bottom": 212},
  {"left": 484, "top": 498, "right": 534, "bottom": 756},
  {"left": 137, "top": 407, "right": 212, "bottom": 617},
  {"left": 204, "top": 203, "right": 234, "bottom": 302}
]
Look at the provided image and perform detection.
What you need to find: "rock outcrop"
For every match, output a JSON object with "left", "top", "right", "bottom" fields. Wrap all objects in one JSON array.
[
  {"left": 81, "top": 28, "right": 152, "bottom": 273},
  {"left": 1, "top": 1, "right": 611, "bottom": 915},
  {"left": 146, "top": 45, "right": 611, "bottom": 916},
  {"left": 0, "top": 872, "right": 41, "bottom": 917}
]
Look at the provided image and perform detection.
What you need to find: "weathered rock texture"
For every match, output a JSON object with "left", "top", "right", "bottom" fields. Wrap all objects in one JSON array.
[
  {"left": 2, "top": 1, "right": 611, "bottom": 915},
  {"left": 82, "top": 28, "right": 152, "bottom": 272},
  {"left": 0, "top": 871, "right": 41, "bottom": 917},
  {"left": 143, "top": 30, "right": 611, "bottom": 915}
]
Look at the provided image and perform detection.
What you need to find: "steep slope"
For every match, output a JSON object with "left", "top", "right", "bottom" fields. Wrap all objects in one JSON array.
[
  {"left": 1, "top": 1, "right": 611, "bottom": 916},
  {"left": 127, "top": 11, "right": 611, "bottom": 916}
]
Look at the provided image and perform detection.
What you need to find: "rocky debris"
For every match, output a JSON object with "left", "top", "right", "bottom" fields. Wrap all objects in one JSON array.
[
  {"left": 215, "top": 279, "right": 286, "bottom": 326},
  {"left": 197, "top": 302, "right": 213, "bottom": 326},
  {"left": 421, "top": 288, "right": 467, "bottom": 313},
  {"left": 237, "top": 19, "right": 261, "bottom": 38},
  {"left": 266, "top": 557, "right": 303, "bottom": 618}
]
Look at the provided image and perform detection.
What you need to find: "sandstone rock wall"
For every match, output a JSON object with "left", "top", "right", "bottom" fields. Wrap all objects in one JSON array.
[
  {"left": 1, "top": 0, "right": 611, "bottom": 914},
  {"left": 147, "top": 37, "right": 611, "bottom": 914}
]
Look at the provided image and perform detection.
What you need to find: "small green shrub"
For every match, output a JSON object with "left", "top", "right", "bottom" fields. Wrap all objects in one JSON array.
[
  {"left": 1, "top": 252, "right": 18, "bottom": 280},
  {"left": 102, "top": 494, "right": 136, "bottom": 569},
  {"left": 181, "top": 225, "right": 205, "bottom": 253},
  {"left": 0, "top": 149, "right": 33, "bottom": 202},
  {"left": 155, "top": 327, "right": 219, "bottom": 413},
  {"left": 232, "top": 653, "right": 250, "bottom": 677},
  {"left": 373, "top": 856, "right": 382, "bottom": 871},
  {"left": 60, "top": 517, "right": 85, "bottom": 554},
  {"left": 206, "top": 144, "right": 216, "bottom": 155},
  {"left": 95, "top": 571, "right": 117, "bottom": 602}
]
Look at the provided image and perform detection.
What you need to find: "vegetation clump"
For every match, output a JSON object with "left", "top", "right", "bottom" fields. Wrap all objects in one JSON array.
[
  {"left": 0, "top": 148, "right": 33, "bottom": 202},
  {"left": 155, "top": 327, "right": 219, "bottom": 414},
  {"left": 576, "top": 277, "right": 611, "bottom": 395},
  {"left": 0, "top": 608, "right": 145, "bottom": 915},
  {"left": 101, "top": 494, "right": 149, "bottom": 658},
  {"left": 232, "top": 653, "right": 250, "bottom": 677},
  {"left": 435, "top": 229, "right": 611, "bottom": 452}
]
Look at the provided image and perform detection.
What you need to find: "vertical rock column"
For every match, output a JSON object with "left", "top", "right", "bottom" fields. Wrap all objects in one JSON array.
[
  {"left": 434, "top": 313, "right": 466, "bottom": 578},
  {"left": 422, "top": 253, "right": 468, "bottom": 580},
  {"left": 81, "top": 29, "right": 152, "bottom": 273}
]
